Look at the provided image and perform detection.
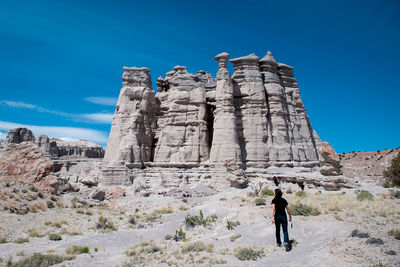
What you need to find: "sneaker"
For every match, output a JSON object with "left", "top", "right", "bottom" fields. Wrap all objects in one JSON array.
[
  {"left": 284, "top": 243, "right": 290, "bottom": 251},
  {"left": 277, "top": 243, "right": 282, "bottom": 247}
]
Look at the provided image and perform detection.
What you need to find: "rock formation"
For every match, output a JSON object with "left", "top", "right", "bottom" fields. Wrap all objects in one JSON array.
[
  {"left": 101, "top": 51, "right": 349, "bottom": 190},
  {"left": 103, "top": 67, "right": 157, "bottom": 168},
  {"left": 5, "top": 128, "right": 35, "bottom": 144},
  {"left": 0, "top": 128, "right": 105, "bottom": 193},
  {"left": 153, "top": 65, "right": 209, "bottom": 166},
  {"left": 319, "top": 142, "right": 342, "bottom": 176},
  {"left": 37, "top": 135, "right": 104, "bottom": 159},
  {"left": 230, "top": 53, "right": 270, "bottom": 167},
  {"left": 209, "top": 52, "right": 242, "bottom": 165}
]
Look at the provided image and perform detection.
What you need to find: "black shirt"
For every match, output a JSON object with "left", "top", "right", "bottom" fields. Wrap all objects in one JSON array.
[{"left": 271, "top": 197, "right": 288, "bottom": 217}]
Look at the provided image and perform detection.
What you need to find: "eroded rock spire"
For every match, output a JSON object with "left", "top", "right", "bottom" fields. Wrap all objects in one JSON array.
[{"left": 209, "top": 52, "right": 242, "bottom": 165}]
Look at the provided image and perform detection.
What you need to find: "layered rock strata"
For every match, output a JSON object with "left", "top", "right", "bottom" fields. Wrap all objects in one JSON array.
[
  {"left": 153, "top": 66, "right": 209, "bottom": 166},
  {"left": 101, "top": 51, "right": 345, "bottom": 188},
  {"left": 209, "top": 52, "right": 242, "bottom": 165},
  {"left": 230, "top": 53, "right": 270, "bottom": 167},
  {"left": 37, "top": 136, "right": 104, "bottom": 159},
  {"left": 103, "top": 67, "right": 157, "bottom": 168}
]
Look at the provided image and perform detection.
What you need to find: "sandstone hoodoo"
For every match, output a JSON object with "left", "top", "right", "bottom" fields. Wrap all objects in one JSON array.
[{"left": 102, "top": 51, "right": 349, "bottom": 189}]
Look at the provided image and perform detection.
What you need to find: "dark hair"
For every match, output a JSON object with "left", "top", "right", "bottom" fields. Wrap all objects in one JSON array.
[{"left": 274, "top": 188, "right": 283, "bottom": 198}]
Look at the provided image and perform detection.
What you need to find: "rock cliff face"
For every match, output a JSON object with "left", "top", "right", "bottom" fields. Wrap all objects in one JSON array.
[
  {"left": 103, "top": 67, "right": 157, "bottom": 168},
  {"left": 153, "top": 65, "right": 209, "bottom": 166},
  {"left": 37, "top": 136, "right": 104, "bottom": 159},
  {"left": 5, "top": 128, "right": 35, "bottom": 144},
  {"left": 0, "top": 128, "right": 105, "bottom": 193},
  {"left": 101, "top": 51, "right": 345, "bottom": 188}
]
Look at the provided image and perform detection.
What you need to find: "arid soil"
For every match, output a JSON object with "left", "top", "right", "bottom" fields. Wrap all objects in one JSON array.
[
  {"left": 0, "top": 179, "right": 399, "bottom": 267},
  {"left": 340, "top": 148, "right": 400, "bottom": 185}
]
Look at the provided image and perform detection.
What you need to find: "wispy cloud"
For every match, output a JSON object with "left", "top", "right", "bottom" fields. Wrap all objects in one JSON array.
[
  {"left": 79, "top": 113, "right": 114, "bottom": 124},
  {"left": 0, "top": 131, "right": 7, "bottom": 140},
  {"left": 84, "top": 97, "right": 117, "bottom": 106},
  {"left": 0, "top": 121, "right": 108, "bottom": 145},
  {"left": 2, "top": 101, "right": 37, "bottom": 109},
  {"left": 0, "top": 100, "right": 113, "bottom": 124}
]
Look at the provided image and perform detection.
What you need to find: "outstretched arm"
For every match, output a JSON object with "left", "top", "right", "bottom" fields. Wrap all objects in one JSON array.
[
  {"left": 271, "top": 204, "right": 275, "bottom": 223},
  {"left": 286, "top": 205, "right": 292, "bottom": 222}
]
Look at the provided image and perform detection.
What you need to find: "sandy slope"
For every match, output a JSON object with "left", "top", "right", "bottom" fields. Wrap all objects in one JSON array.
[{"left": 1, "top": 181, "right": 399, "bottom": 267}]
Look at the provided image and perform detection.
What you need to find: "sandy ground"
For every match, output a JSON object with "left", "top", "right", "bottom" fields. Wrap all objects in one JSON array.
[{"left": 0, "top": 181, "right": 399, "bottom": 267}]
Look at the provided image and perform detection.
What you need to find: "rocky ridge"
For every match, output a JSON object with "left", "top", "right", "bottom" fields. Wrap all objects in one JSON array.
[
  {"left": 0, "top": 128, "right": 104, "bottom": 194},
  {"left": 340, "top": 148, "right": 400, "bottom": 185}
]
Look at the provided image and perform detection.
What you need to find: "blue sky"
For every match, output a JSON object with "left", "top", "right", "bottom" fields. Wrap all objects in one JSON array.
[{"left": 0, "top": 0, "right": 399, "bottom": 153}]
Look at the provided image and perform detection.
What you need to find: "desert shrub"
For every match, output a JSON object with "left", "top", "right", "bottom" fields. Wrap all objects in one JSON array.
[
  {"left": 181, "top": 241, "right": 211, "bottom": 253},
  {"left": 254, "top": 198, "right": 266, "bottom": 206},
  {"left": 385, "top": 250, "right": 396, "bottom": 255},
  {"left": 14, "top": 237, "right": 29, "bottom": 244},
  {"left": 366, "top": 237, "right": 384, "bottom": 245},
  {"left": 230, "top": 234, "right": 241, "bottom": 242},
  {"left": 251, "top": 182, "right": 264, "bottom": 197},
  {"left": 156, "top": 206, "right": 174, "bottom": 214},
  {"left": 291, "top": 203, "right": 320, "bottom": 216},
  {"left": 36, "top": 202, "right": 46, "bottom": 212},
  {"left": 226, "top": 220, "right": 240, "bottom": 230},
  {"left": 371, "top": 262, "right": 387, "bottom": 267},
  {"left": 66, "top": 231, "right": 82, "bottom": 236},
  {"left": 76, "top": 210, "right": 84, "bottom": 214},
  {"left": 389, "top": 229, "right": 400, "bottom": 240},
  {"left": 389, "top": 190, "right": 400, "bottom": 199},
  {"left": 260, "top": 187, "right": 274, "bottom": 197},
  {"left": 234, "top": 247, "right": 265, "bottom": 261},
  {"left": 21, "top": 189, "right": 28, "bottom": 193},
  {"left": 7, "top": 253, "right": 74, "bottom": 267},
  {"left": 219, "top": 197, "right": 227, "bottom": 201},
  {"left": 351, "top": 230, "right": 369, "bottom": 238},
  {"left": 28, "top": 228, "right": 43, "bottom": 238},
  {"left": 66, "top": 246, "right": 89, "bottom": 254},
  {"left": 357, "top": 190, "right": 374, "bottom": 201},
  {"left": 46, "top": 201, "right": 54, "bottom": 209},
  {"left": 126, "top": 240, "right": 161, "bottom": 257},
  {"left": 48, "top": 234, "right": 62, "bottom": 241},
  {"left": 30, "top": 206, "right": 38, "bottom": 213},
  {"left": 53, "top": 220, "right": 67, "bottom": 228},
  {"left": 0, "top": 237, "right": 7, "bottom": 244},
  {"left": 285, "top": 187, "right": 293, "bottom": 194},
  {"left": 94, "top": 248, "right": 98, "bottom": 252},
  {"left": 71, "top": 198, "right": 77, "bottom": 208},
  {"left": 29, "top": 185, "right": 38, "bottom": 192},
  {"left": 164, "top": 234, "right": 172, "bottom": 240},
  {"left": 384, "top": 152, "right": 400, "bottom": 186},
  {"left": 185, "top": 210, "right": 217, "bottom": 227},
  {"left": 295, "top": 191, "right": 307, "bottom": 197},
  {"left": 173, "top": 228, "right": 187, "bottom": 242},
  {"left": 96, "top": 216, "right": 117, "bottom": 231}
]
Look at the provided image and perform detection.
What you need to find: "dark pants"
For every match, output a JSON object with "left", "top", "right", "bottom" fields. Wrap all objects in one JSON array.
[{"left": 275, "top": 215, "right": 289, "bottom": 245}]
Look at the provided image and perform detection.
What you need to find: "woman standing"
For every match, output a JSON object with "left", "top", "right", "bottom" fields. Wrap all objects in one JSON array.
[{"left": 271, "top": 188, "right": 292, "bottom": 251}]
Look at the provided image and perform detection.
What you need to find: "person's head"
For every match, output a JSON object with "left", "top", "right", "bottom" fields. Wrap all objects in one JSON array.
[{"left": 274, "top": 188, "right": 283, "bottom": 198}]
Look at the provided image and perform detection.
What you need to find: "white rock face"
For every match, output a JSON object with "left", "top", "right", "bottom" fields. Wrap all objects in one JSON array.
[
  {"left": 36, "top": 135, "right": 104, "bottom": 159},
  {"left": 103, "top": 67, "right": 157, "bottom": 168},
  {"left": 209, "top": 52, "right": 242, "bottom": 165},
  {"left": 153, "top": 66, "right": 209, "bottom": 166},
  {"left": 230, "top": 54, "right": 270, "bottom": 167},
  {"left": 100, "top": 51, "right": 345, "bottom": 188},
  {"left": 277, "top": 63, "right": 320, "bottom": 163}
]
